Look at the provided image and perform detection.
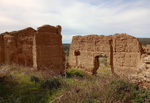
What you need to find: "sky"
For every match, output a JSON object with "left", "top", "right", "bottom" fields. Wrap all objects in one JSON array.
[{"left": 0, "top": 0, "right": 150, "bottom": 43}]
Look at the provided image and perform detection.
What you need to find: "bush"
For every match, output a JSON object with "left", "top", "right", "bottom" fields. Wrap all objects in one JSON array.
[
  {"left": 2, "top": 64, "right": 150, "bottom": 103},
  {"left": 30, "top": 76, "right": 40, "bottom": 83},
  {"left": 41, "top": 78, "right": 61, "bottom": 90},
  {"left": 110, "top": 79, "right": 150, "bottom": 103},
  {"left": 66, "top": 69, "right": 87, "bottom": 78}
]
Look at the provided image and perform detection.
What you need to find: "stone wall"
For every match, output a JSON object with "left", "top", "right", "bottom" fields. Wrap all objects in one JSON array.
[
  {"left": 0, "top": 25, "right": 65, "bottom": 74},
  {"left": 0, "top": 35, "right": 4, "bottom": 64},
  {"left": 33, "top": 25, "right": 65, "bottom": 74},
  {"left": 2, "top": 28, "right": 36, "bottom": 66},
  {"left": 112, "top": 34, "right": 143, "bottom": 76},
  {"left": 142, "top": 45, "right": 150, "bottom": 54},
  {"left": 68, "top": 33, "right": 143, "bottom": 76}
]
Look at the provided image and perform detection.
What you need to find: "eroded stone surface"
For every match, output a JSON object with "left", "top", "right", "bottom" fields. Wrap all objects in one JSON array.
[
  {"left": 0, "top": 35, "right": 4, "bottom": 64},
  {"left": 33, "top": 25, "right": 65, "bottom": 74},
  {"left": 68, "top": 33, "right": 143, "bottom": 76},
  {"left": 2, "top": 28, "right": 35, "bottom": 66},
  {"left": 142, "top": 45, "right": 150, "bottom": 54},
  {"left": 0, "top": 25, "right": 65, "bottom": 74}
]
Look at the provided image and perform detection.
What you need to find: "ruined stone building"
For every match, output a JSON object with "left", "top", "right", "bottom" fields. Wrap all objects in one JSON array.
[
  {"left": 68, "top": 34, "right": 144, "bottom": 76},
  {"left": 0, "top": 25, "right": 65, "bottom": 74},
  {"left": 0, "top": 24, "right": 149, "bottom": 79}
]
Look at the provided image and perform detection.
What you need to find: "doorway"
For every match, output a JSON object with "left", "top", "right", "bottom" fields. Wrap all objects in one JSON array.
[{"left": 93, "top": 56, "right": 111, "bottom": 75}]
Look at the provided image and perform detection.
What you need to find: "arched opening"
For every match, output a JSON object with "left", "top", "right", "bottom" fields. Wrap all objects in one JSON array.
[{"left": 93, "top": 56, "right": 111, "bottom": 75}]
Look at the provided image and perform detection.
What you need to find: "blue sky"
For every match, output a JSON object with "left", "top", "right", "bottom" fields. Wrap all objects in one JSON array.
[{"left": 0, "top": 0, "right": 150, "bottom": 43}]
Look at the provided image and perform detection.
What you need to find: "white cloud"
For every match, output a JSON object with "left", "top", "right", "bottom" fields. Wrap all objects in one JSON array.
[
  {"left": 0, "top": 0, "right": 150, "bottom": 43},
  {"left": 0, "top": 16, "right": 20, "bottom": 25}
]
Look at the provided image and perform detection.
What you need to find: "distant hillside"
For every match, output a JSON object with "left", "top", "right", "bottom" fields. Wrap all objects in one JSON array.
[{"left": 138, "top": 38, "right": 150, "bottom": 45}]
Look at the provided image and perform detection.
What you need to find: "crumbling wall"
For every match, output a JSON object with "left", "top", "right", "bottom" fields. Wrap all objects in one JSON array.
[
  {"left": 112, "top": 34, "right": 142, "bottom": 76},
  {"left": 2, "top": 28, "right": 36, "bottom": 66},
  {"left": 33, "top": 25, "right": 65, "bottom": 74},
  {"left": 69, "top": 35, "right": 112, "bottom": 74},
  {"left": 0, "top": 34, "right": 4, "bottom": 64},
  {"left": 14, "top": 28, "right": 36, "bottom": 66},
  {"left": 3, "top": 33, "right": 16, "bottom": 64},
  {"left": 0, "top": 24, "right": 65, "bottom": 74},
  {"left": 69, "top": 34, "right": 143, "bottom": 76},
  {"left": 142, "top": 45, "right": 150, "bottom": 54}
]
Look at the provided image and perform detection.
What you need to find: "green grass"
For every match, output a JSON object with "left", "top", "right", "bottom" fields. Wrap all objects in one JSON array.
[
  {"left": 0, "top": 65, "right": 63, "bottom": 103},
  {"left": 0, "top": 65, "right": 150, "bottom": 103},
  {"left": 96, "top": 56, "right": 112, "bottom": 76},
  {"left": 66, "top": 69, "right": 89, "bottom": 78}
]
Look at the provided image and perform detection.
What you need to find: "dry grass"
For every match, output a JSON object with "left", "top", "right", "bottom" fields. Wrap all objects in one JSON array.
[
  {"left": 0, "top": 65, "right": 150, "bottom": 103},
  {"left": 0, "top": 64, "right": 60, "bottom": 80}
]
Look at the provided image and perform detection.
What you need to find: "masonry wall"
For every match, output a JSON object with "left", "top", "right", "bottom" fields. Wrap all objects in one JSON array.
[
  {"left": 33, "top": 25, "right": 65, "bottom": 74},
  {"left": 0, "top": 35, "right": 4, "bottom": 64},
  {"left": 68, "top": 34, "right": 143, "bottom": 76},
  {"left": 68, "top": 35, "right": 112, "bottom": 73},
  {"left": 0, "top": 24, "right": 65, "bottom": 74},
  {"left": 14, "top": 28, "right": 35, "bottom": 66},
  {"left": 2, "top": 28, "right": 36, "bottom": 66},
  {"left": 112, "top": 34, "right": 143, "bottom": 76},
  {"left": 142, "top": 45, "right": 150, "bottom": 54}
]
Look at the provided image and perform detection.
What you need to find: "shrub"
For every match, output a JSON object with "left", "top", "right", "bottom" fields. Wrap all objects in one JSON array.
[
  {"left": 110, "top": 79, "right": 150, "bottom": 103},
  {"left": 41, "top": 78, "right": 61, "bottom": 90},
  {"left": 30, "top": 76, "right": 40, "bottom": 83},
  {"left": 66, "top": 69, "right": 87, "bottom": 78}
]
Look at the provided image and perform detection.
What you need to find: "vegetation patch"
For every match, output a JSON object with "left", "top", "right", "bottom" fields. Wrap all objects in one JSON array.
[
  {"left": 1, "top": 65, "right": 150, "bottom": 103},
  {"left": 66, "top": 69, "right": 89, "bottom": 78},
  {"left": 41, "top": 78, "right": 61, "bottom": 90},
  {"left": 110, "top": 79, "right": 150, "bottom": 103}
]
